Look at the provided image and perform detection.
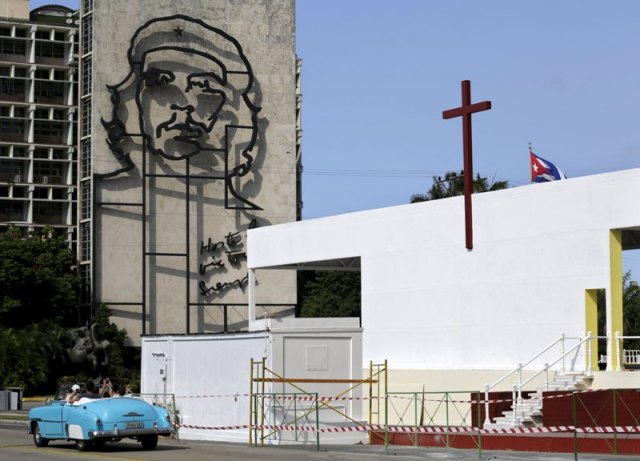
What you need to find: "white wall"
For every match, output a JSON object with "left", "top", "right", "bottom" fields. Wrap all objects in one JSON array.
[
  {"left": 142, "top": 333, "right": 265, "bottom": 442},
  {"left": 141, "top": 318, "right": 363, "bottom": 443},
  {"left": 248, "top": 169, "right": 640, "bottom": 371}
]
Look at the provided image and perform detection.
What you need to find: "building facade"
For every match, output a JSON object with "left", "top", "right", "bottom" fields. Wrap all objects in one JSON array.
[
  {"left": 0, "top": 1, "right": 78, "bottom": 247},
  {"left": 79, "top": 0, "right": 300, "bottom": 343}
]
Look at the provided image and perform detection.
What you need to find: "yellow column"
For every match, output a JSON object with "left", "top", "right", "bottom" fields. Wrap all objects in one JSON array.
[
  {"left": 584, "top": 289, "right": 599, "bottom": 372},
  {"left": 609, "top": 230, "right": 623, "bottom": 371}
]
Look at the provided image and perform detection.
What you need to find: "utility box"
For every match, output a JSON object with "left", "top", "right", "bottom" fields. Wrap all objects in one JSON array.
[{"left": 0, "top": 388, "right": 22, "bottom": 410}]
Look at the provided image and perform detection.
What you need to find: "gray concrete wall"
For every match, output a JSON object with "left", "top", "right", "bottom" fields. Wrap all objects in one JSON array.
[{"left": 88, "top": 0, "right": 297, "bottom": 344}]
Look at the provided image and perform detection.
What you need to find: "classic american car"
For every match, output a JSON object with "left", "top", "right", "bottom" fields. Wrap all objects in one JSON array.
[{"left": 27, "top": 384, "right": 173, "bottom": 451}]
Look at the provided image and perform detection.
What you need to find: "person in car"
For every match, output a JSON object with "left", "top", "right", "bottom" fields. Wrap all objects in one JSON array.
[{"left": 68, "top": 381, "right": 101, "bottom": 403}]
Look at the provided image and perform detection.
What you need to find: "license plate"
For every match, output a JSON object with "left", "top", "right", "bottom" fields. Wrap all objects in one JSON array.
[{"left": 125, "top": 421, "right": 144, "bottom": 430}]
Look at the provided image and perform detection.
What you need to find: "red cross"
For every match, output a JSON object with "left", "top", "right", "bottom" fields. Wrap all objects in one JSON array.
[{"left": 442, "top": 80, "right": 491, "bottom": 250}]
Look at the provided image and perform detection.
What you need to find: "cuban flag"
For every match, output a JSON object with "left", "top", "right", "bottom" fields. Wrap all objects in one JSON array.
[{"left": 530, "top": 151, "right": 567, "bottom": 182}]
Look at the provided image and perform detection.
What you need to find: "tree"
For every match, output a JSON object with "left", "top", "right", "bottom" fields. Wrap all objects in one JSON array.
[
  {"left": 0, "top": 228, "right": 137, "bottom": 394},
  {"left": 0, "top": 227, "right": 79, "bottom": 328},
  {"left": 597, "top": 272, "right": 640, "bottom": 356},
  {"left": 300, "top": 271, "right": 360, "bottom": 318},
  {"left": 410, "top": 170, "right": 509, "bottom": 203}
]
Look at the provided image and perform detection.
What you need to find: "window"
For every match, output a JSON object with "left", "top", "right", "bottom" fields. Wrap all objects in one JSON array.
[
  {"left": 35, "top": 30, "right": 51, "bottom": 40},
  {"left": 0, "top": 107, "right": 9, "bottom": 116},
  {"left": 34, "top": 108, "right": 50, "bottom": 119},
  {"left": 54, "top": 32, "right": 65, "bottom": 42},
  {"left": 33, "top": 187, "right": 49, "bottom": 199},
  {"left": 13, "top": 68, "right": 25, "bottom": 78},
  {"left": 33, "top": 162, "right": 63, "bottom": 177},
  {"left": 0, "top": 119, "right": 24, "bottom": 136},
  {"left": 34, "top": 148, "right": 49, "bottom": 159},
  {"left": 52, "top": 149, "right": 66, "bottom": 160},
  {"left": 52, "top": 189, "right": 64, "bottom": 200},
  {"left": 35, "top": 41, "right": 64, "bottom": 59},
  {"left": 13, "top": 147, "right": 25, "bottom": 157},
  {"left": 54, "top": 70, "right": 65, "bottom": 81},
  {"left": 83, "top": 0, "right": 94, "bottom": 12},
  {"left": 81, "top": 183, "right": 91, "bottom": 220},
  {"left": 13, "top": 107, "right": 25, "bottom": 117},
  {"left": 34, "top": 121, "right": 64, "bottom": 137},
  {"left": 34, "top": 80, "right": 64, "bottom": 98},
  {"left": 82, "top": 15, "right": 92, "bottom": 55},
  {"left": 81, "top": 56, "right": 91, "bottom": 95},
  {"left": 0, "top": 79, "right": 25, "bottom": 95},
  {"left": 0, "top": 147, "right": 9, "bottom": 157},
  {"left": 0, "top": 38, "right": 26, "bottom": 56},
  {"left": 12, "top": 187, "right": 26, "bottom": 198},
  {"left": 0, "top": 200, "right": 24, "bottom": 218},
  {"left": 13, "top": 29, "right": 27, "bottom": 38},
  {"left": 81, "top": 98, "right": 91, "bottom": 137},
  {"left": 0, "top": 67, "right": 9, "bottom": 76},
  {"left": 0, "top": 28, "right": 10, "bottom": 37},
  {"left": 81, "top": 139, "right": 91, "bottom": 178},
  {"left": 53, "top": 109, "right": 65, "bottom": 120},
  {"left": 35, "top": 69, "right": 50, "bottom": 80}
]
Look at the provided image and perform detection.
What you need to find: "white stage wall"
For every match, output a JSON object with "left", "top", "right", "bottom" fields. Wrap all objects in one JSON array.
[{"left": 248, "top": 169, "right": 640, "bottom": 371}]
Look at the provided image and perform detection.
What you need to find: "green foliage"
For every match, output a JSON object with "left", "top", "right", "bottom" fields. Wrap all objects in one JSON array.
[
  {"left": 0, "top": 321, "right": 70, "bottom": 392},
  {"left": 597, "top": 272, "right": 640, "bottom": 354},
  {"left": 0, "top": 229, "right": 137, "bottom": 394},
  {"left": 300, "top": 271, "right": 360, "bottom": 318},
  {"left": 0, "top": 227, "right": 79, "bottom": 328},
  {"left": 410, "top": 170, "right": 509, "bottom": 203}
]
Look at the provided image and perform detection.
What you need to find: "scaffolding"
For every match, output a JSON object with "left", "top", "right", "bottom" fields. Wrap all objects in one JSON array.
[{"left": 249, "top": 358, "right": 387, "bottom": 447}]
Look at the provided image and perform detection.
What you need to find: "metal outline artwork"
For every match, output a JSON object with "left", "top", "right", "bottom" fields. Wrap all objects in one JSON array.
[
  {"left": 200, "top": 238, "right": 224, "bottom": 255},
  {"left": 199, "top": 257, "right": 225, "bottom": 275},
  {"left": 99, "top": 14, "right": 263, "bottom": 211},
  {"left": 199, "top": 276, "right": 249, "bottom": 296},
  {"left": 225, "top": 231, "right": 242, "bottom": 247}
]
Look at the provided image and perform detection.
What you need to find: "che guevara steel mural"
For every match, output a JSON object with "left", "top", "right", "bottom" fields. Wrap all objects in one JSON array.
[
  {"left": 99, "top": 14, "right": 262, "bottom": 211},
  {"left": 96, "top": 15, "right": 264, "bottom": 325}
]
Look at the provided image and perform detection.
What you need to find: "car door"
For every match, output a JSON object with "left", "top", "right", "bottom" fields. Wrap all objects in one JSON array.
[{"left": 40, "top": 401, "right": 65, "bottom": 438}]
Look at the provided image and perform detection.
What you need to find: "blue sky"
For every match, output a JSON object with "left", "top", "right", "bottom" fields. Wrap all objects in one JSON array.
[{"left": 33, "top": 0, "right": 640, "bottom": 275}]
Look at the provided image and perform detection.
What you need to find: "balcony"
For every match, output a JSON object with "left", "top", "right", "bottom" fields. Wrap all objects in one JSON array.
[
  {"left": 33, "top": 175, "right": 64, "bottom": 185},
  {"left": 0, "top": 173, "right": 23, "bottom": 183}
]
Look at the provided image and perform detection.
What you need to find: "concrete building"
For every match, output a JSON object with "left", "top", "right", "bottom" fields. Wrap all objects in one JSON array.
[
  {"left": 0, "top": 1, "right": 78, "bottom": 247},
  {"left": 79, "top": 0, "right": 301, "bottom": 342}
]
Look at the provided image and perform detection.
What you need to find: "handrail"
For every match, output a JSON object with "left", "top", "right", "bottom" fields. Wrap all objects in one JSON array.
[
  {"left": 515, "top": 333, "right": 591, "bottom": 405},
  {"left": 483, "top": 333, "right": 588, "bottom": 426},
  {"left": 615, "top": 332, "right": 640, "bottom": 371}
]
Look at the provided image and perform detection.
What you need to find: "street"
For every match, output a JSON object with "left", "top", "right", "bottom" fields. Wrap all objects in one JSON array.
[{"left": 1, "top": 421, "right": 635, "bottom": 461}]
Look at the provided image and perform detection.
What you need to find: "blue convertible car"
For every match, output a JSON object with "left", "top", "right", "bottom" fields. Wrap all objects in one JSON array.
[{"left": 28, "top": 385, "right": 173, "bottom": 451}]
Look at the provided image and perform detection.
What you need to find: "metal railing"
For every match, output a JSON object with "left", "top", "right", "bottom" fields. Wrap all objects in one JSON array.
[
  {"left": 483, "top": 333, "right": 591, "bottom": 426},
  {"left": 615, "top": 333, "right": 640, "bottom": 371}
]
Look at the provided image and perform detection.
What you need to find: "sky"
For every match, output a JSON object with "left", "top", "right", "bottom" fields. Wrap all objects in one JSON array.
[{"left": 32, "top": 0, "right": 640, "bottom": 274}]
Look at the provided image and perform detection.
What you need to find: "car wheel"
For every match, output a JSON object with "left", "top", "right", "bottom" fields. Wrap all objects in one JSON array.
[
  {"left": 32, "top": 423, "right": 49, "bottom": 447},
  {"left": 140, "top": 434, "right": 158, "bottom": 450},
  {"left": 75, "top": 439, "right": 92, "bottom": 451}
]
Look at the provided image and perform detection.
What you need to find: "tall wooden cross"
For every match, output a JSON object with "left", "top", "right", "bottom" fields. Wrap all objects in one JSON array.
[{"left": 442, "top": 80, "right": 491, "bottom": 250}]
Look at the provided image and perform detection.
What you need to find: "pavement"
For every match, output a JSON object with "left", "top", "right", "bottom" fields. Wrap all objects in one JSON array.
[{"left": 2, "top": 401, "right": 634, "bottom": 461}]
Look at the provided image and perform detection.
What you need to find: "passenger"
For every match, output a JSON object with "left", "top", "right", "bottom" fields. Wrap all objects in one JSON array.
[
  {"left": 66, "top": 384, "right": 81, "bottom": 402},
  {"left": 69, "top": 381, "right": 101, "bottom": 404},
  {"left": 114, "top": 384, "right": 133, "bottom": 397},
  {"left": 100, "top": 378, "right": 113, "bottom": 398}
]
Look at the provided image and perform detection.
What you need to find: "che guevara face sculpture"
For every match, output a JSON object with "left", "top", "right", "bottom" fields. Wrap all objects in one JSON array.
[{"left": 101, "top": 15, "right": 262, "bottom": 210}]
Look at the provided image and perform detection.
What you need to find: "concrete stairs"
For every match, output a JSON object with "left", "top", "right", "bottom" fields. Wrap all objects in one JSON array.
[{"left": 484, "top": 371, "right": 591, "bottom": 429}]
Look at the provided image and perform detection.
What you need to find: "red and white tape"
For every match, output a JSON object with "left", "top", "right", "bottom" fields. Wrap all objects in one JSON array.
[{"left": 175, "top": 423, "right": 640, "bottom": 435}]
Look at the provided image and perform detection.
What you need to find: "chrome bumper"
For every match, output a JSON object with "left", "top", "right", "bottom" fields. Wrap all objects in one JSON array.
[{"left": 90, "top": 426, "right": 172, "bottom": 438}]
